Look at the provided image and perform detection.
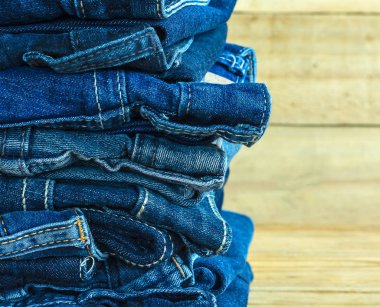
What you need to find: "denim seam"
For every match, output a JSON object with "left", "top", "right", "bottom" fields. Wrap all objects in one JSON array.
[
  {"left": 136, "top": 188, "right": 149, "bottom": 218},
  {"left": 79, "top": 0, "right": 86, "bottom": 18},
  {"left": 0, "top": 222, "right": 77, "bottom": 245},
  {"left": 165, "top": 0, "right": 209, "bottom": 14},
  {"left": 142, "top": 109, "right": 257, "bottom": 139},
  {"left": 172, "top": 256, "right": 186, "bottom": 278},
  {"left": 260, "top": 84, "right": 268, "bottom": 127},
  {"left": 116, "top": 70, "right": 127, "bottom": 123},
  {"left": 186, "top": 84, "right": 191, "bottom": 117},
  {"left": 31, "top": 301, "right": 77, "bottom": 307},
  {"left": 93, "top": 70, "right": 104, "bottom": 129},
  {"left": 1, "top": 129, "right": 6, "bottom": 156},
  {"left": 44, "top": 179, "right": 51, "bottom": 210},
  {"left": 0, "top": 215, "right": 8, "bottom": 236},
  {"left": 0, "top": 238, "right": 85, "bottom": 257},
  {"left": 52, "top": 32, "right": 157, "bottom": 69},
  {"left": 69, "top": 32, "right": 79, "bottom": 53},
  {"left": 84, "top": 208, "right": 170, "bottom": 267},
  {"left": 149, "top": 138, "right": 159, "bottom": 168},
  {"left": 74, "top": 211, "right": 88, "bottom": 245},
  {"left": 55, "top": 43, "right": 156, "bottom": 72},
  {"left": 157, "top": 0, "right": 163, "bottom": 18},
  {"left": 21, "top": 178, "right": 27, "bottom": 211},
  {"left": 207, "top": 193, "right": 228, "bottom": 254}
]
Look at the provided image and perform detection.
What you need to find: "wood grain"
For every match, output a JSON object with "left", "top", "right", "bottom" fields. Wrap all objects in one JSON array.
[
  {"left": 235, "top": 0, "right": 380, "bottom": 14},
  {"left": 228, "top": 14, "right": 380, "bottom": 125},
  {"left": 224, "top": 126, "right": 380, "bottom": 228},
  {"left": 246, "top": 229, "right": 380, "bottom": 306},
  {"left": 226, "top": 4, "right": 380, "bottom": 306}
]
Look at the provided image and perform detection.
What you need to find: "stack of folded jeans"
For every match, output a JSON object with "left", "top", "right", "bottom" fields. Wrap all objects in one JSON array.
[{"left": 0, "top": 1, "right": 271, "bottom": 306}]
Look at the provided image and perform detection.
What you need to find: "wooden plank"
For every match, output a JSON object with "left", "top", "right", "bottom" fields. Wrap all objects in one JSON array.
[
  {"left": 245, "top": 229, "right": 380, "bottom": 306},
  {"left": 224, "top": 126, "right": 380, "bottom": 227},
  {"left": 235, "top": 0, "right": 380, "bottom": 14},
  {"left": 227, "top": 14, "right": 380, "bottom": 124}
]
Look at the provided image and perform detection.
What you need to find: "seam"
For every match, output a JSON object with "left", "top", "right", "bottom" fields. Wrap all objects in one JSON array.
[
  {"left": 260, "top": 85, "right": 268, "bottom": 127},
  {"left": 116, "top": 70, "right": 127, "bottom": 123},
  {"left": 44, "top": 179, "right": 50, "bottom": 210},
  {"left": 93, "top": 70, "right": 104, "bottom": 129},
  {"left": 0, "top": 223, "right": 77, "bottom": 245},
  {"left": 79, "top": 0, "right": 86, "bottom": 18},
  {"left": 136, "top": 188, "right": 148, "bottom": 218},
  {"left": 1, "top": 129, "right": 6, "bottom": 156},
  {"left": 157, "top": 0, "right": 162, "bottom": 18},
  {"left": 21, "top": 178, "right": 27, "bottom": 211},
  {"left": 165, "top": 0, "right": 209, "bottom": 13},
  {"left": 74, "top": 209, "right": 92, "bottom": 256},
  {"left": 57, "top": 45, "right": 156, "bottom": 72},
  {"left": 84, "top": 208, "right": 169, "bottom": 267},
  {"left": 186, "top": 84, "right": 191, "bottom": 117},
  {"left": 20, "top": 128, "right": 26, "bottom": 158},
  {"left": 172, "top": 256, "right": 186, "bottom": 278},
  {"left": 207, "top": 193, "right": 228, "bottom": 254},
  {"left": 44, "top": 33, "right": 156, "bottom": 68},
  {"left": 0, "top": 214, "right": 8, "bottom": 236},
  {"left": 0, "top": 238, "right": 85, "bottom": 257},
  {"left": 143, "top": 109, "right": 257, "bottom": 139}
]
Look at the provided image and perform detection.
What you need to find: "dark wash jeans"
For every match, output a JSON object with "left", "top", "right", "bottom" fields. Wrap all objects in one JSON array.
[
  {"left": 0, "top": 210, "right": 252, "bottom": 306},
  {"left": 0, "top": 0, "right": 211, "bottom": 25},
  {"left": 0, "top": 0, "right": 235, "bottom": 76},
  {"left": 0, "top": 68, "right": 270, "bottom": 146}
]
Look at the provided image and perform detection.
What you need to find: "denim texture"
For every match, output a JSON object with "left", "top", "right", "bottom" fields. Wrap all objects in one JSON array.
[
  {"left": 0, "top": 68, "right": 270, "bottom": 146},
  {"left": 0, "top": 35, "right": 265, "bottom": 304},
  {"left": 0, "top": 0, "right": 234, "bottom": 77},
  {"left": 0, "top": 210, "right": 252, "bottom": 306},
  {"left": 0, "top": 0, "right": 212, "bottom": 24}
]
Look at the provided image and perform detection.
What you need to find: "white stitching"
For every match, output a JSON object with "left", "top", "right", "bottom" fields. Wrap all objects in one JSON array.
[
  {"left": 136, "top": 188, "right": 149, "bottom": 218},
  {"left": 20, "top": 128, "right": 26, "bottom": 158},
  {"left": 22, "top": 178, "right": 27, "bottom": 211},
  {"left": 157, "top": 0, "right": 162, "bottom": 18},
  {"left": 44, "top": 179, "right": 50, "bottom": 210},
  {"left": 186, "top": 84, "right": 191, "bottom": 117},
  {"left": 79, "top": 0, "right": 86, "bottom": 18},
  {"left": 93, "top": 71, "right": 104, "bottom": 129},
  {"left": 165, "top": 0, "right": 209, "bottom": 14},
  {"left": 117, "top": 70, "right": 127, "bottom": 123},
  {"left": 260, "top": 85, "right": 268, "bottom": 127},
  {"left": 207, "top": 193, "right": 228, "bottom": 254}
]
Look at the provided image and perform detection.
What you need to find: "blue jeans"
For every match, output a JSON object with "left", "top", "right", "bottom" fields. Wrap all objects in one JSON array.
[
  {"left": 0, "top": 0, "right": 235, "bottom": 77},
  {"left": 0, "top": 70, "right": 270, "bottom": 146},
  {"left": 0, "top": 210, "right": 253, "bottom": 306},
  {"left": 0, "top": 0, "right": 226, "bottom": 24}
]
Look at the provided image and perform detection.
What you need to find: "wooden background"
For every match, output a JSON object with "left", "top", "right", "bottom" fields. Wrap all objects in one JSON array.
[{"left": 224, "top": 1, "right": 380, "bottom": 305}]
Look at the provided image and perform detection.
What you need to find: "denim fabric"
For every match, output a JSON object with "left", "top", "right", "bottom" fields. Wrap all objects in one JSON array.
[
  {"left": 0, "top": 25, "right": 226, "bottom": 80},
  {"left": 0, "top": 0, "right": 234, "bottom": 75},
  {"left": 209, "top": 43, "right": 257, "bottom": 84},
  {"left": 0, "top": 0, "right": 211, "bottom": 25},
  {"left": 0, "top": 210, "right": 252, "bottom": 306},
  {"left": 0, "top": 176, "right": 231, "bottom": 256},
  {"left": 0, "top": 127, "right": 227, "bottom": 190},
  {"left": 0, "top": 68, "right": 270, "bottom": 146}
]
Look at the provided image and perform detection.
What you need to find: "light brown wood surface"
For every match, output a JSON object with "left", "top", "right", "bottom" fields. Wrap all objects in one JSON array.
[{"left": 225, "top": 1, "right": 380, "bottom": 305}]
